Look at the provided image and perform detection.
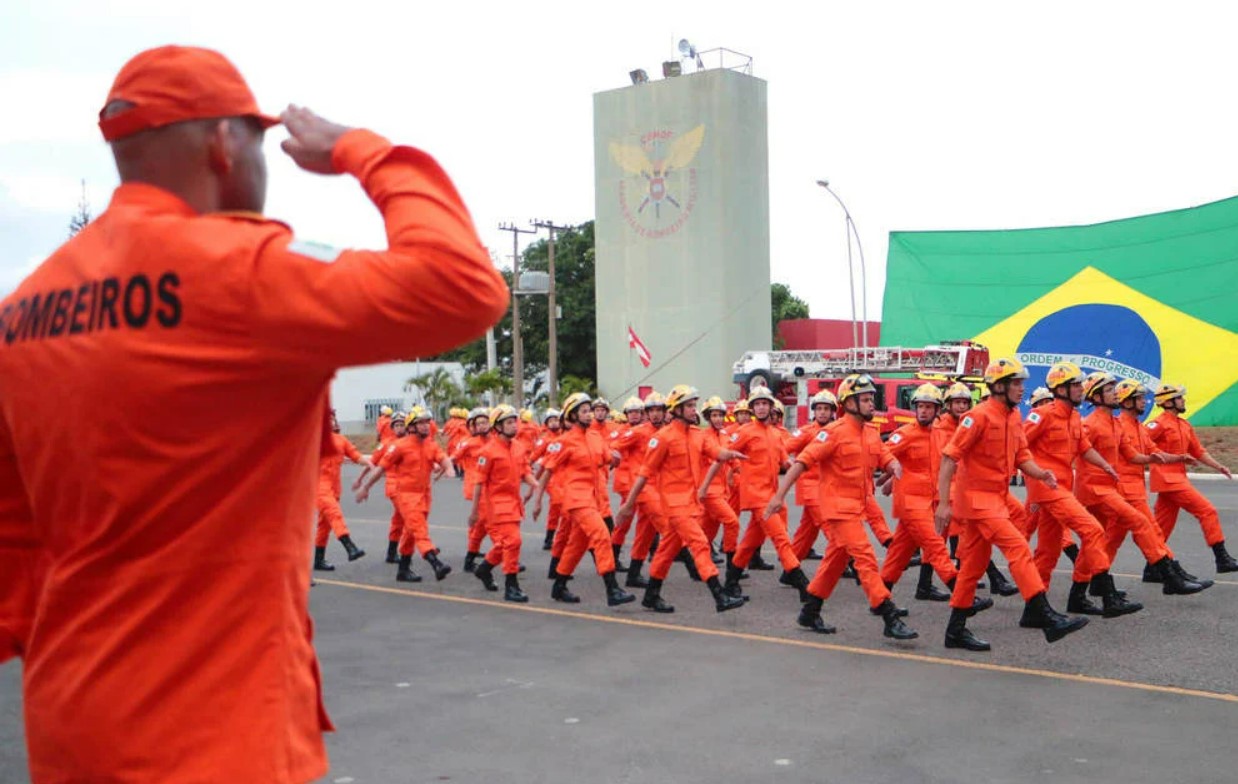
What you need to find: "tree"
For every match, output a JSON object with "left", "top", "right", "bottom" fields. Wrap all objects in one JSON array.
[
  {"left": 465, "top": 368, "right": 512, "bottom": 403},
  {"left": 771, "top": 282, "right": 810, "bottom": 348},
  {"left": 557, "top": 374, "right": 597, "bottom": 399},
  {"left": 405, "top": 367, "right": 461, "bottom": 421},
  {"left": 68, "top": 180, "right": 91, "bottom": 238}
]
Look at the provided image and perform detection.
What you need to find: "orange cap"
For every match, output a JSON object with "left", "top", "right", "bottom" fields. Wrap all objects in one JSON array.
[{"left": 99, "top": 46, "right": 280, "bottom": 141}]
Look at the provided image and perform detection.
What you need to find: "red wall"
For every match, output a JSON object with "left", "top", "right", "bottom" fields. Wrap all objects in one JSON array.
[{"left": 777, "top": 319, "right": 881, "bottom": 350}]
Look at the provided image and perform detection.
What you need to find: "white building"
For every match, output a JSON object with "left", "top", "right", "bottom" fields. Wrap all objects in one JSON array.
[{"left": 331, "top": 361, "right": 466, "bottom": 434}]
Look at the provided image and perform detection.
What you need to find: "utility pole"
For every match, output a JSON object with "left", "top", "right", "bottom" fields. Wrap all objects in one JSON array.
[
  {"left": 532, "top": 219, "right": 573, "bottom": 406},
  {"left": 498, "top": 222, "right": 536, "bottom": 407}
]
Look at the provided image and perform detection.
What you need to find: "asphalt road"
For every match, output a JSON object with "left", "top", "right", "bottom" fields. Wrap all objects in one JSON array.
[{"left": 2, "top": 470, "right": 1237, "bottom": 783}]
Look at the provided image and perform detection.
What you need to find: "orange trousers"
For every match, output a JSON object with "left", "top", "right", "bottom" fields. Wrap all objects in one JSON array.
[
  {"left": 735, "top": 506, "right": 799, "bottom": 570},
  {"left": 700, "top": 495, "right": 740, "bottom": 553},
  {"left": 396, "top": 498, "right": 437, "bottom": 557},
  {"left": 483, "top": 519, "right": 523, "bottom": 575},
  {"left": 386, "top": 504, "right": 403, "bottom": 543},
  {"left": 649, "top": 512, "right": 719, "bottom": 582},
  {"left": 1086, "top": 494, "right": 1169, "bottom": 565},
  {"left": 1020, "top": 505, "right": 1074, "bottom": 550},
  {"left": 551, "top": 504, "right": 574, "bottom": 558},
  {"left": 791, "top": 504, "right": 825, "bottom": 560},
  {"left": 807, "top": 516, "right": 891, "bottom": 608},
  {"left": 467, "top": 510, "right": 491, "bottom": 553},
  {"left": 1109, "top": 494, "right": 1175, "bottom": 562},
  {"left": 880, "top": 510, "right": 957, "bottom": 586},
  {"left": 950, "top": 516, "right": 1045, "bottom": 610},
  {"left": 545, "top": 501, "right": 562, "bottom": 535},
  {"left": 315, "top": 490, "right": 350, "bottom": 548},
  {"left": 1156, "top": 486, "right": 1224, "bottom": 546},
  {"left": 629, "top": 501, "right": 663, "bottom": 561},
  {"left": 1032, "top": 495, "right": 1109, "bottom": 585},
  {"left": 864, "top": 495, "right": 893, "bottom": 544},
  {"left": 611, "top": 496, "right": 635, "bottom": 546},
  {"left": 556, "top": 507, "right": 616, "bottom": 577}
]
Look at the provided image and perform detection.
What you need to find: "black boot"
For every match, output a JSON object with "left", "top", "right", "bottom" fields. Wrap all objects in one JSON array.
[
  {"left": 915, "top": 564, "right": 951, "bottom": 601},
  {"left": 641, "top": 578, "right": 675, "bottom": 613},
  {"left": 473, "top": 560, "right": 498, "bottom": 592},
  {"left": 395, "top": 554, "right": 422, "bottom": 583},
  {"left": 1213, "top": 541, "right": 1238, "bottom": 573},
  {"left": 907, "top": 550, "right": 922, "bottom": 568},
  {"left": 780, "top": 566, "right": 811, "bottom": 602},
  {"left": 625, "top": 558, "right": 649, "bottom": 588},
  {"left": 1068, "top": 580, "right": 1105, "bottom": 616},
  {"left": 612, "top": 544, "right": 629, "bottom": 572},
  {"left": 986, "top": 562, "right": 1018, "bottom": 596},
  {"left": 603, "top": 571, "right": 636, "bottom": 606},
  {"left": 968, "top": 596, "right": 994, "bottom": 616},
  {"left": 463, "top": 551, "right": 479, "bottom": 573},
  {"left": 1155, "top": 556, "right": 1205, "bottom": 595},
  {"left": 1171, "top": 559, "right": 1213, "bottom": 590},
  {"left": 710, "top": 544, "right": 725, "bottom": 564},
  {"left": 542, "top": 529, "right": 555, "bottom": 551},
  {"left": 504, "top": 573, "right": 529, "bottom": 603},
  {"left": 797, "top": 594, "right": 836, "bottom": 634},
  {"left": 649, "top": 533, "right": 660, "bottom": 558},
  {"left": 1063, "top": 543, "right": 1079, "bottom": 563},
  {"left": 723, "top": 560, "right": 749, "bottom": 600},
  {"left": 339, "top": 535, "right": 366, "bottom": 562},
  {"left": 313, "top": 546, "right": 335, "bottom": 572},
  {"left": 678, "top": 548, "right": 702, "bottom": 582},
  {"left": 944, "top": 608, "right": 991, "bottom": 651},
  {"left": 551, "top": 575, "right": 580, "bottom": 603},
  {"left": 841, "top": 559, "right": 858, "bottom": 583},
  {"left": 749, "top": 551, "right": 775, "bottom": 570},
  {"left": 425, "top": 549, "right": 452, "bottom": 581},
  {"left": 1094, "top": 572, "right": 1143, "bottom": 617},
  {"left": 877, "top": 599, "right": 919, "bottom": 640},
  {"left": 547, "top": 556, "right": 561, "bottom": 581},
  {"left": 603, "top": 516, "right": 615, "bottom": 534},
  {"left": 1142, "top": 560, "right": 1164, "bottom": 583},
  {"left": 805, "top": 547, "right": 823, "bottom": 561},
  {"left": 1021, "top": 592, "right": 1089, "bottom": 643},
  {"left": 707, "top": 576, "right": 745, "bottom": 612},
  {"left": 385, "top": 540, "right": 399, "bottom": 564}
]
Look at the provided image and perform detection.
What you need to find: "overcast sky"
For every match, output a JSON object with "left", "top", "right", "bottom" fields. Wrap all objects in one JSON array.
[{"left": 3, "top": 1, "right": 1236, "bottom": 324}]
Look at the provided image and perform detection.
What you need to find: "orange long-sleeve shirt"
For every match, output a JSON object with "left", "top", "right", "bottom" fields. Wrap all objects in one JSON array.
[
  {"left": 1076, "top": 408, "right": 1138, "bottom": 506},
  {"left": 0, "top": 127, "right": 508, "bottom": 782},
  {"left": 787, "top": 422, "right": 825, "bottom": 506},
  {"left": 886, "top": 421, "right": 936, "bottom": 515},
  {"left": 638, "top": 418, "right": 720, "bottom": 513},
  {"left": 542, "top": 426, "right": 610, "bottom": 512},
  {"left": 319, "top": 433, "right": 363, "bottom": 498},
  {"left": 477, "top": 437, "right": 533, "bottom": 523},
  {"left": 943, "top": 398, "right": 1033, "bottom": 520},
  {"left": 1146, "top": 410, "right": 1206, "bottom": 492},
  {"left": 797, "top": 415, "right": 893, "bottom": 519},
  {"left": 729, "top": 419, "right": 788, "bottom": 509},
  {"left": 1023, "top": 398, "right": 1092, "bottom": 504}
]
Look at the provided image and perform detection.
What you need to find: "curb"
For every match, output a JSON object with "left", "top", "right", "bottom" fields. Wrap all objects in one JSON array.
[{"left": 1187, "top": 473, "right": 1231, "bottom": 482}]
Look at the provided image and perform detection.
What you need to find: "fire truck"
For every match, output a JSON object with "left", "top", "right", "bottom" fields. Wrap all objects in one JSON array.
[{"left": 732, "top": 341, "right": 990, "bottom": 435}]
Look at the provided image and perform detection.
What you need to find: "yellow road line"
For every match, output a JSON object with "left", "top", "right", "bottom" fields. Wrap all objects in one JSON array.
[{"left": 315, "top": 577, "right": 1238, "bottom": 704}]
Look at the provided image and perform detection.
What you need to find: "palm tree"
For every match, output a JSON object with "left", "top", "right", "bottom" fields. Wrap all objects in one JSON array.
[{"left": 405, "top": 367, "right": 461, "bottom": 421}]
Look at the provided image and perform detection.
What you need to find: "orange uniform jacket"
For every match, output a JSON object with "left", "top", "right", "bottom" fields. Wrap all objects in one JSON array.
[
  {"left": 729, "top": 419, "right": 788, "bottom": 509},
  {"left": 797, "top": 416, "right": 894, "bottom": 519},
  {"left": 787, "top": 423, "right": 825, "bottom": 508},
  {"left": 516, "top": 422, "right": 539, "bottom": 454},
  {"left": 1023, "top": 399, "right": 1092, "bottom": 505},
  {"left": 1145, "top": 411, "right": 1205, "bottom": 493},
  {"left": 943, "top": 399, "right": 1033, "bottom": 520},
  {"left": 454, "top": 434, "right": 487, "bottom": 501},
  {"left": 638, "top": 419, "right": 720, "bottom": 514},
  {"left": 1116, "top": 413, "right": 1155, "bottom": 498},
  {"left": 478, "top": 437, "right": 532, "bottom": 523},
  {"left": 0, "top": 128, "right": 508, "bottom": 782},
  {"left": 445, "top": 417, "right": 468, "bottom": 453},
  {"left": 700, "top": 427, "right": 734, "bottom": 499},
  {"left": 933, "top": 414, "right": 962, "bottom": 508},
  {"left": 1076, "top": 408, "right": 1139, "bottom": 506},
  {"left": 543, "top": 427, "right": 611, "bottom": 512},
  {"left": 615, "top": 422, "right": 660, "bottom": 507},
  {"left": 376, "top": 414, "right": 393, "bottom": 444},
  {"left": 378, "top": 435, "right": 447, "bottom": 510},
  {"left": 320, "top": 432, "right": 363, "bottom": 497},
  {"left": 886, "top": 421, "right": 936, "bottom": 516}
]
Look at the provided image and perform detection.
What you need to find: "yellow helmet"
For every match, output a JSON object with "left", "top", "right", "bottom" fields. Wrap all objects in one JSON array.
[
  {"left": 643, "top": 391, "right": 666, "bottom": 409},
  {"left": 380, "top": 405, "right": 394, "bottom": 416},
  {"left": 665, "top": 384, "right": 700, "bottom": 411},
  {"left": 1045, "top": 361, "right": 1084, "bottom": 389},
  {"left": 562, "top": 392, "right": 593, "bottom": 421},
  {"left": 910, "top": 383, "right": 944, "bottom": 407},
  {"left": 520, "top": 408, "right": 534, "bottom": 423},
  {"left": 467, "top": 407, "right": 490, "bottom": 423},
  {"left": 392, "top": 410, "right": 408, "bottom": 425},
  {"left": 1082, "top": 371, "right": 1118, "bottom": 400},
  {"left": 1029, "top": 387, "right": 1054, "bottom": 407},
  {"left": 701, "top": 396, "right": 727, "bottom": 416},
  {"left": 592, "top": 397, "right": 611, "bottom": 411},
  {"left": 541, "top": 407, "right": 562, "bottom": 424},
  {"left": 978, "top": 384, "right": 991, "bottom": 400},
  {"left": 733, "top": 398, "right": 750, "bottom": 414},
  {"left": 623, "top": 396, "right": 645, "bottom": 412},
  {"left": 943, "top": 382, "right": 972, "bottom": 402},
  {"left": 610, "top": 410, "right": 627, "bottom": 423},
  {"left": 983, "top": 357, "right": 1029, "bottom": 385},
  {"left": 837, "top": 373, "right": 877, "bottom": 404},
  {"left": 1154, "top": 383, "right": 1185, "bottom": 406},
  {"left": 452, "top": 407, "right": 467, "bottom": 419},
  {"left": 746, "top": 386, "right": 778, "bottom": 405},
  {"left": 489, "top": 404, "right": 519, "bottom": 428},
  {"left": 1115, "top": 379, "right": 1147, "bottom": 405},
  {"left": 810, "top": 389, "right": 838, "bottom": 409},
  {"left": 772, "top": 400, "right": 786, "bottom": 418},
  {"left": 406, "top": 406, "right": 432, "bottom": 426}
]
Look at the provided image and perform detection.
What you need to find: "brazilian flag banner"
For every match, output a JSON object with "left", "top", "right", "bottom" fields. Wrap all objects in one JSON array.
[{"left": 881, "top": 196, "right": 1238, "bottom": 425}]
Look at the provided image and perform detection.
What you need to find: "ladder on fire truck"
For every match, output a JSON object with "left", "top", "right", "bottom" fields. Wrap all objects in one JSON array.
[{"left": 732, "top": 340, "right": 990, "bottom": 392}]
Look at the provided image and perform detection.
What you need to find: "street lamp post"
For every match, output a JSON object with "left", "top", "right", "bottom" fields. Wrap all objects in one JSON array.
[{"left": 815, "top": 180, "right": 868, "bottom": 352}]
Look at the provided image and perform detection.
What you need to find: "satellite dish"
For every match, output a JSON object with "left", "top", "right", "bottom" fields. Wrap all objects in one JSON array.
[{"left": 678, "top": 38, "right": 695, "bottom": 58}]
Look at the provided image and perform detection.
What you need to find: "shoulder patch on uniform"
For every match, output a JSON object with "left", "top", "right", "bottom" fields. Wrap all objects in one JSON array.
[
  {"left": 730, "top": 433, "right": 739, "bottom": 443},
  {"left": 815, "top": 431, "right": 829, "bottom": 442},
  {"left": 477, "top": 456, "right": 487, "bottom": 466},
  {"left": 648, "top": 437, "right": 659, "bottom": 449},
  {"left": 286, "top": 239, "right": 344, "bottom": 263},
  {"left": 961, "top": 416, "right": 975, "bottom": 429},
  {"left": 792, "top": 429, "right": 802, "bottom": 438},
  {"left": 1028, "top": 412, "right": 1041, "bottom": 424},
  {"left": 1147, "top": 422, "right": 1158, "bottom": 429},
  {"left": 547, "top": 442, "right": 562, "bottom": 453},
  {"left": 890, "top": 433, "right": 902, "bottom": 444}
]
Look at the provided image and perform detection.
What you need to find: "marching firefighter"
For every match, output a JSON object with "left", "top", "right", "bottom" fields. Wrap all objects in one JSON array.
[
  {"left": 470, "top": 406, "right": 538, "bottom": 602},
  {"left": 314, "top": 409, "right": 372, "bottom": 571},
  {"left": 698, "top": 396, "right": 744, "bottom": 568},
  {"left": 787, "top": 390, "right": 838, "bottom": 562},
  {"left": 455, "top": 407, "right": 492, "bottom": 573},
  {"left": 529, "top": 409, "right": 564, "bottom": 551}
]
